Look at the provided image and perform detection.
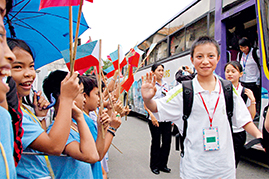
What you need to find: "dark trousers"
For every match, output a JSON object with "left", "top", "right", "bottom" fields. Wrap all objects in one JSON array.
[
  {"left": 148, "top": 121, "right": 172, "bottom": 170},
  {"left": 232, "top": 131, "right": 246, "bottom": 167},
  {"left": 241, "top": 82, "right": 261, "bottom": 114}
]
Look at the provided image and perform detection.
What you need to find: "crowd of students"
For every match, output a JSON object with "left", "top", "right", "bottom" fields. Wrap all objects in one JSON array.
[
  {"left": 1, "top": 0, "right": 269, "bottom": 178},
  {"left": 0, "top": 1, "right": 132, "bottom": 179}
]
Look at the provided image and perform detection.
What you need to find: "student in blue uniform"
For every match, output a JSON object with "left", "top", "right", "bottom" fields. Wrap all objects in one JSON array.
[
  {"left": 43, "top": 70, "right": 111, "bottom": 179},
  {"left": 8, "top": 38, "right": 82, "bottom": 178},
  {"left": 0, "top": 0, "right": 16, "bottom": 177},
  {"left": 80, "top": 75, "right": 121, "bottom": 179}
]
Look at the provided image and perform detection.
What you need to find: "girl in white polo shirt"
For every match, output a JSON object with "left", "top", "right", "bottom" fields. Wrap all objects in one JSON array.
[{"left": 225, "top": 61, "right": 256, "bottom": 167}]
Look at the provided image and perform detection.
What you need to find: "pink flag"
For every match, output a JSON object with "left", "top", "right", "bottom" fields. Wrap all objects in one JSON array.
[{"left": 40, "top": 0, "right": 93, "bottom": 10}]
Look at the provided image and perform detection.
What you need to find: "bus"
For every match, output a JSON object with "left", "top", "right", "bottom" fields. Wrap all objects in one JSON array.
[{"left": 127, "top": 0, "right": 269, "bottom": 153}]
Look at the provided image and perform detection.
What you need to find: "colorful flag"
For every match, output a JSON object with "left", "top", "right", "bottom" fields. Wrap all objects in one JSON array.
[
  {"left": 121, "top": 65, "right": 134, "bottom": 93},
  {"left": 40, "top": 0, "right": 93, "bottom": 10},
  {"left": 104, "top": 65, "right": 115, "bottom": 78},
  {"left": 61, "top": 40, "right": 103, "bottom": 72},
  {"left": 109, "top": 45, "right": 127, "bottom": 70},
  {"left": 128, "top": 46, "right": 144, "bottom": 67}
]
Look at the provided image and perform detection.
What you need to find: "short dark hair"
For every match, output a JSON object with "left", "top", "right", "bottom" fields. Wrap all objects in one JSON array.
[
  {"left": 190, "top": 36, "right": 220, "bottom": 58},
  {"left": 43, "top": 70, "right": 68, "bottom": 102},
  {"left": 238, "top": 37, "right": 250, "bottom": 48},
  {"left": 7, "top": 38, "right": 34, "bottom": 61},
  {"left": 151, "top": 63, "right": 164, "bottom": 72},
  {"left": 80, "top": 75, "right": 98, "bottom": 96},
  {"left": 224, "top": 61, "right": 243, "bottom": 73},
  {"left": 6, "top": 0, "right": 13, "bottom": 15}
]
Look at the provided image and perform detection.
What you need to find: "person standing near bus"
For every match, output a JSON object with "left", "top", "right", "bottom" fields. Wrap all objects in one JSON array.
[
  {"left": 147, "top": 63, "right": 172, "bottom": 175},
  {"left": 141, "top": 36, "right": 262, "bottom": 178},
  {"left": 237, "top": 37, "right": 261, "bottom": 117},
  {"left": 224, "top": 61, "right": 256, "bottom": 167}
]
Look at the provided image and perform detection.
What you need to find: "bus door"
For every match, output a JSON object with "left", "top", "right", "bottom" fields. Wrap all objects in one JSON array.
[{"left": 215, "top": 0, "right": 269, "bottom": 130}]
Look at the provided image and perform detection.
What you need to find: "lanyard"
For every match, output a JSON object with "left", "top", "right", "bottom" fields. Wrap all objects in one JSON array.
[
  {"left": 242, "top": 53, "right": 249, "bottom": 72},
  {"left": 236, "top": 83, "right": 239, "bottom": 90},
  {"left": 21, "top": 105, "right": 42, "bottom": 126},
  {"left": 198, "top": 80, "right": 221, "bottom": 127}
]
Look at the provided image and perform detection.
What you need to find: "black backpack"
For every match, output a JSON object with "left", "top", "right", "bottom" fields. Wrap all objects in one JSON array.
[{"left": 176, "top": 78, "right": 234, "bottom": 157}]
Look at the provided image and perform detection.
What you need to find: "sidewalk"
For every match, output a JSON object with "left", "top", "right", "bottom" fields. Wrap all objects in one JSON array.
[{"left": 108, "top": 116, "right": 180, "bottom": 179}]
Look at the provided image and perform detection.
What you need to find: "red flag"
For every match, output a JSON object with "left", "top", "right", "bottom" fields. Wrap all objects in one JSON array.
[
  {"left": 121, "top": 74, "right": 134, "bottom": 93},
  {"left": 121, "top": 65, "right": 134, "bottom": 93},
  {"left": 40, "top": 0, "right": 93, "bottom": 10},
  {"left": 128, "top": 46, "right": 144, "bottom": 67}
]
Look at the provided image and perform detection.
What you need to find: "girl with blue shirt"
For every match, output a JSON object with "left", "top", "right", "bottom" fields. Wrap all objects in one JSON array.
[{"left": 8, "top": 38, "right": 83, "bottom": 178}]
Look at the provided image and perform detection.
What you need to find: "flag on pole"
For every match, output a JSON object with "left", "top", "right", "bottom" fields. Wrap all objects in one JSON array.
[
  {"left": 40, "top": 0, "right": 93, "bottom": 10},
  {"left": 128, "top": 46, "right": 144, "bottom": 67},
  {"left": 62, "top": 40, "right": 103, "bottom": 72},
  {"left": 104, "top": 65, "right": 115, "bottom": 78},
  {"left": 109, "top": 46, "right": 127, "bottom": 70},
  {"left": 121, "top": 65, "right": 134, "bottom": 93}
]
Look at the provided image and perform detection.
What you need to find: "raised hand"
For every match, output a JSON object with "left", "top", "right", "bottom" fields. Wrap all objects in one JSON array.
[
  {"left": 33, "top": 90, "right": 50, "bottom": 117},
  {"left": 71, "top": 101, "right": 84, "bottom": 123},
  {"left": 141, "top": 72, "right": 157, "bottom": 102},
  {"left": 60, "top": 72, "right": 82, "bottom": 101}
]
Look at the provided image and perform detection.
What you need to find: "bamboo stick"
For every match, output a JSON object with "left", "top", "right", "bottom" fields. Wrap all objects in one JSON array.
[
  {"left": 117, "top": 44, "right": 121, "bottom": 99},
  {"left": 70, "top": 0, "right": 83, "bottom": 75},
  {"left": 69, "top": 6, "right": 74, "bottom": 76},
  {"left": 97, "top": 40, "right": 105, "bottom": 139}
]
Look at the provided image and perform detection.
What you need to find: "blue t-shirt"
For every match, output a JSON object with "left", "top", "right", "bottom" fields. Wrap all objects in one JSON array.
[
  {"left": 48, "top": 121, "right": 94, "bottom": 179},
  {"left": 0, "top": 106, "right": 16, "bottom": 179},
  {"left": 16, "top": 109, "right": 49, "bottom": 179},
  {"left": 83, "top": 113, "right": 103, "bottom": 179}
]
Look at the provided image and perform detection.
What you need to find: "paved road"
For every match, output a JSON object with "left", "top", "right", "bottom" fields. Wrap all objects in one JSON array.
[{"left": 107, "top": 115, "right": 269, "bottom": 179}]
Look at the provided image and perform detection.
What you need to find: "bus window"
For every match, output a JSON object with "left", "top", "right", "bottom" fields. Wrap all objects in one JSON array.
[
  {"left": 185, "top": 16, "right": 207, "bottom": 50},
  {"left": 147, "top": 48, "right": 155, "bottom": 65},
  {"left": 156, "top": 40, "right": 168, "bottom": 60},
  {"left": 170, "top": 29, "right": 185, "bottom": 56}
]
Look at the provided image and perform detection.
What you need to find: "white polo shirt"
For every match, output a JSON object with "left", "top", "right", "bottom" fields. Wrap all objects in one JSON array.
[
  {"left": 233, "top": 83, "right": 251, "bottom": 133},
  {"left": 150, "top": 80, "right": 169, "bottom": 121},
  {"left": 237, "top": 48, "right": 260, "bottom": 83},
  {"left": 156, "top": 76, "right": 252, "bottom": 179}
]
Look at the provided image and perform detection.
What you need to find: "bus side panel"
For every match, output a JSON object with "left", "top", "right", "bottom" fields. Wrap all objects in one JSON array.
[{"left": 130, "top": 55, "right": 191, "bottom": 116}]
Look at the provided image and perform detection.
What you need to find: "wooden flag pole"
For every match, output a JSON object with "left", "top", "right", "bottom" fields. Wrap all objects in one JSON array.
[
  {"left": 97, "top": 40, "right": 105, "bottom": 139},
  {"left": 71, "top": 0, "right": 83, "bottom": 74},
  {"left": 69, "top": 6, "right": 74, "bottom": 76},
  {"left": 101, "top": 72, "right": 115, "bottom": 113},
  {"left": 117, "top": 44, "right": 121, "bottom": 99},
  {"left": 134, "top": 43, "right": 157, "bottom": 75}
]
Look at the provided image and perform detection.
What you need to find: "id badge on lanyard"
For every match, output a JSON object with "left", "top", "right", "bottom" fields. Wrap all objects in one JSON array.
[
  {"left": 199, "top": 80, "right": 221, "bottom": 151},
  {"left": 203, "top": 127, "right": 220, "bottom": 151}
]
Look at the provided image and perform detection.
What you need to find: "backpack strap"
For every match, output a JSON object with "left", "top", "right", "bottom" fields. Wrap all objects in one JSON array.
[
  {"left": 241, "top": 86, "right": 248, "bottom": 103},
  {"left": 180, "top": 80, "right": 194, "bottom": 157},
  {"left": 219, "top": 78, "right": 233, "bottom": 133},
  {"left": 252, "top": 48, "right": 261, "bottom": 69},
  {"left": 239, "top": 51, "right": 243, "bottom": 62}
]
